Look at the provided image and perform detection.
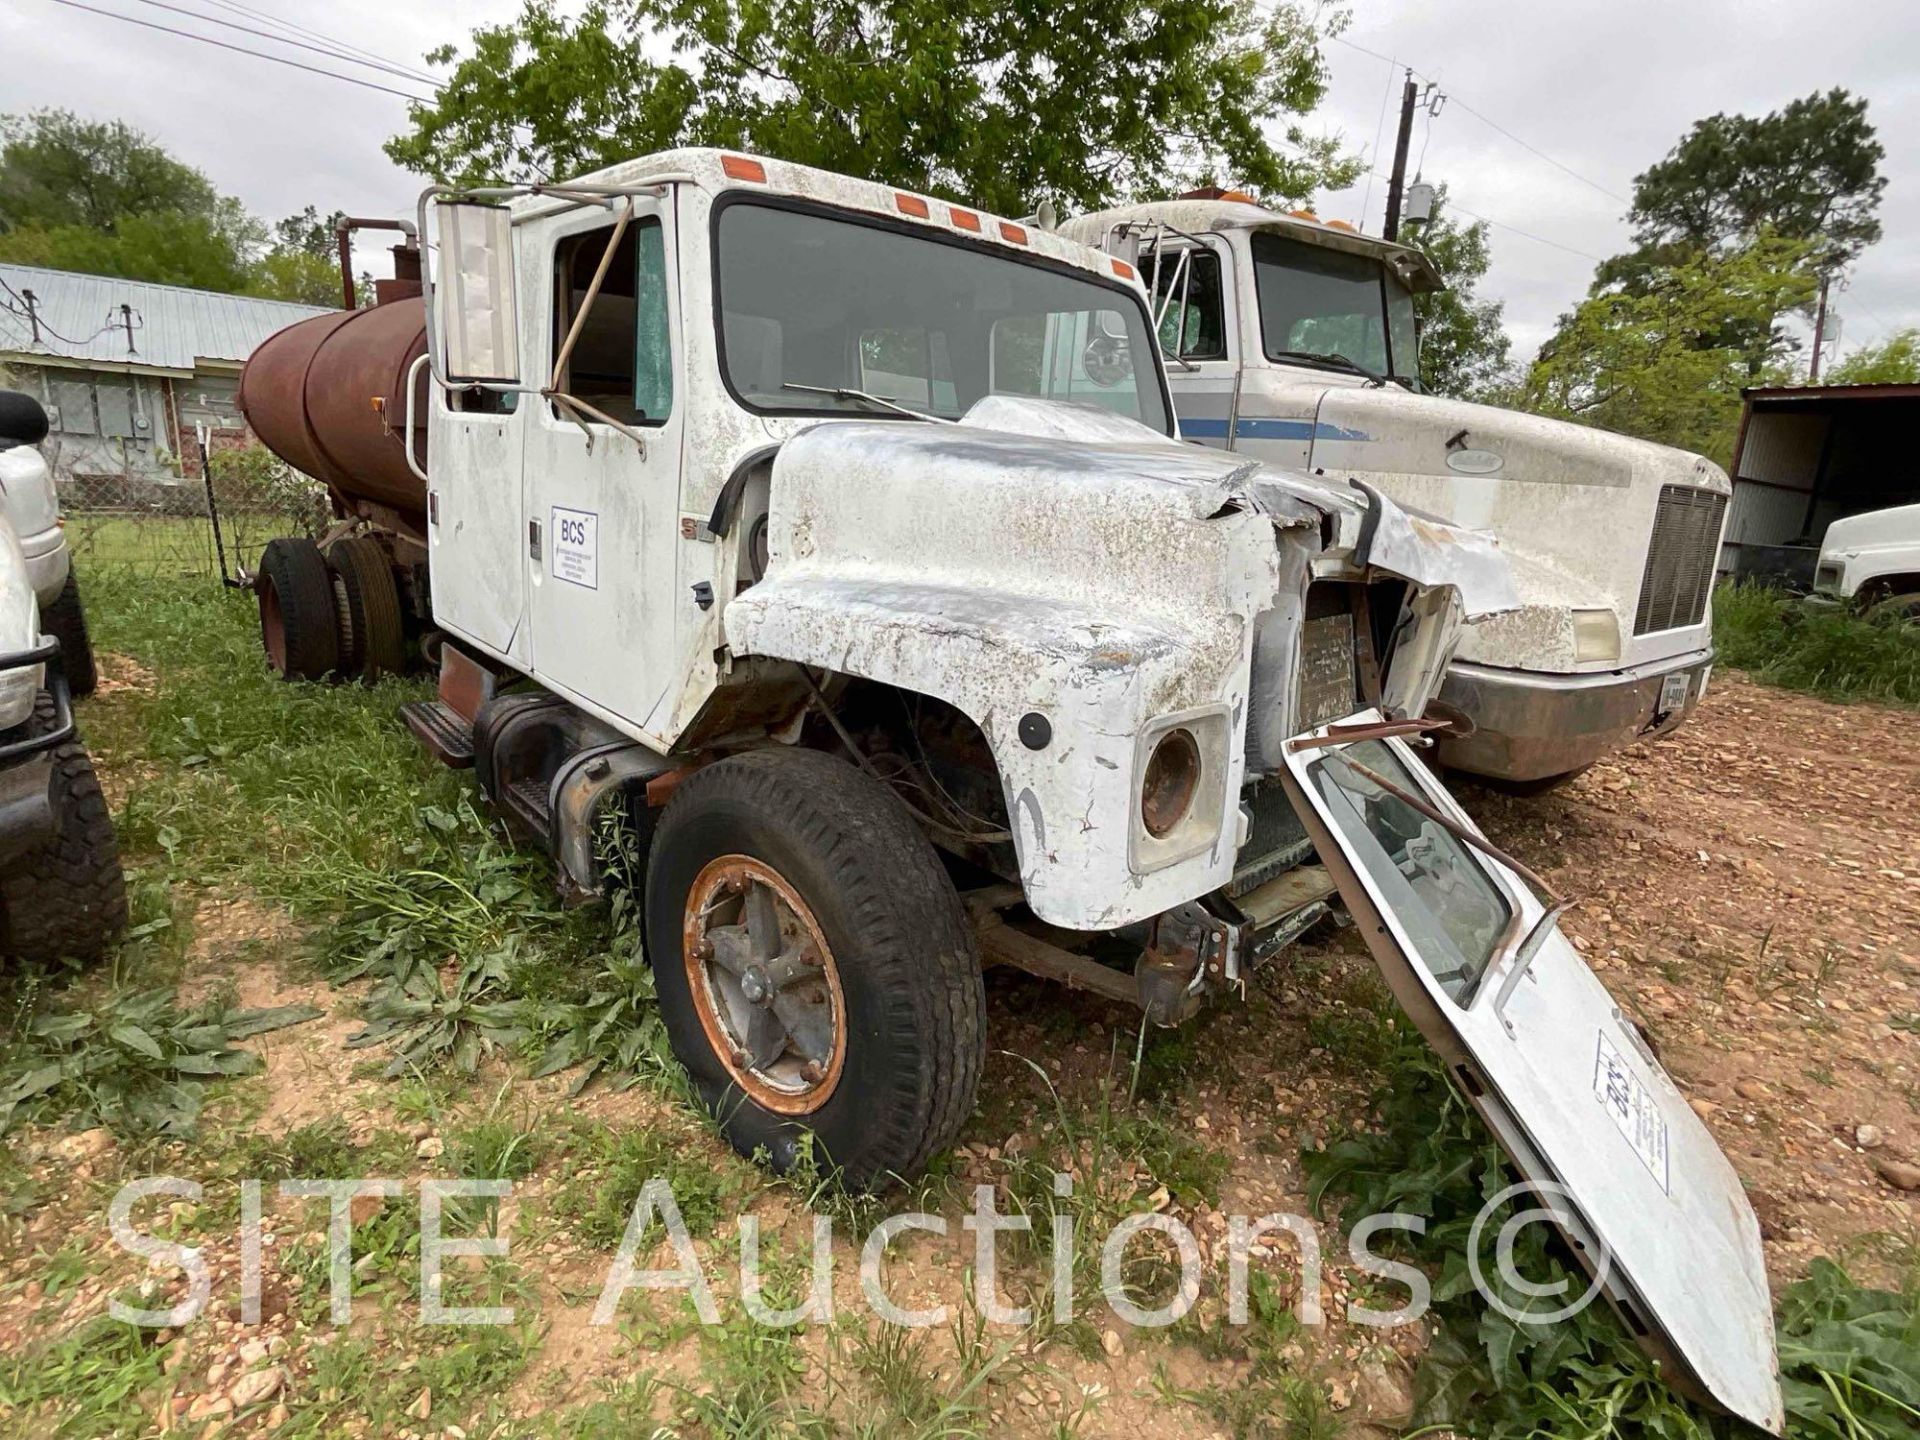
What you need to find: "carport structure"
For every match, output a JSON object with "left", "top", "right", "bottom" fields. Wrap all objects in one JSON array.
[{"left": 1720, "top": 383, "right": 1920, "bottom": 587}]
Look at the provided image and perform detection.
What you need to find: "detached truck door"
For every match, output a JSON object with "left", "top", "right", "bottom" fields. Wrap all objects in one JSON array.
[
  {"left": 521, "top": 199, "right": 685, "bottom": 729},
  {"left": 1279, "top": 714, "right": 1783, "bottom": 1435}
]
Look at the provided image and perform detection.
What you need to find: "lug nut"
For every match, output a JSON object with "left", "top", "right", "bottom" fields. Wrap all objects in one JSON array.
[
  {"left": 800, "top": 1060, "right": 826, "bottom": 1084},
  {"left": 692, "top": 938, "right": 713, "bottom": 960}
]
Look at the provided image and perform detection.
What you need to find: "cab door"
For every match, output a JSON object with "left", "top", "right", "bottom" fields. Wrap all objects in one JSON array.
[
  {"left": 1140, "top": 240, "right": 1242, "bottom": 451},
  {"left": 428, "top": 359, "right": 528, "bottom": 662},
  {"left": 520, "top": 200, "right": 685, "bottom": 734},
  {"left": 1279, "top": 715, "right": 1784, "bottom": 1436}
]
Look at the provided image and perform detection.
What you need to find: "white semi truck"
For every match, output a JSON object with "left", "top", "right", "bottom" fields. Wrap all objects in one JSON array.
[
  {"left": 1061, "top": 195, "right": 1731, "bottom": 790},
  {"left": 237, "top": 150, "right": 1779, "bottom": 1431}
]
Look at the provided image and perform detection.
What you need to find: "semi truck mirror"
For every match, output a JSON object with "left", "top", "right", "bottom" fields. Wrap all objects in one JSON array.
[{"left": 434, "top": 201, "right": 522, "bottom": 386}]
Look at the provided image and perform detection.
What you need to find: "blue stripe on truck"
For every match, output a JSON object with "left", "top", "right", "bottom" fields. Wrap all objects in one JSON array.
[{"left": 1178, "top": 417, "right": 1374, "bottom": 443}]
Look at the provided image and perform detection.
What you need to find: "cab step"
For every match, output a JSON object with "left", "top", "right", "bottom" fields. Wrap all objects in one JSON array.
[
  {"left": 400, "top": 699, "right": 476, "bottom": 768},
  {"left": 500, "top": 773, "right": 553, "bottom": 843}
]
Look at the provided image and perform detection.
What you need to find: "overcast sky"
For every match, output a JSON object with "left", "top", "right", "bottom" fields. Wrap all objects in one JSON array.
[{"left": 5, "top": 0, "right": 1917, "bottom": 367}]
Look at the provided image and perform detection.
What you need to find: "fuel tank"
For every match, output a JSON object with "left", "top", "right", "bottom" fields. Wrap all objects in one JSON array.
[{"left": 238, "top": 297, "right": 429, "bottom": 526}]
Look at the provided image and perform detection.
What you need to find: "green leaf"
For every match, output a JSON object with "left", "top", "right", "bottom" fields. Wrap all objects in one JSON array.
[{"left": 108, "top": 1024, "right": 165, "bottom": 1061}]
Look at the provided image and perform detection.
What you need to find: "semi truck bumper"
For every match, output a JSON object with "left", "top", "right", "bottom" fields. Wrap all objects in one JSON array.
[{"left": 1434, "top": 648, "right": 1714, "bottom": 783}]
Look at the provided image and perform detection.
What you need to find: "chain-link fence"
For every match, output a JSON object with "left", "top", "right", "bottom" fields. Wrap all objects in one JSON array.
[{"left": 57, "top": 446, "right": 327, "bottom": 584}]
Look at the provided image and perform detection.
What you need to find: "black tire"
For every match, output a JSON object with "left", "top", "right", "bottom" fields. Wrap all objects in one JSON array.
[
  {"left": 326, "top": 536, "right": 406, "bottom": 680},
  {"left": 0, "top": 692, "right": 128, "bottom": 966},
  {"left": 39, "top": 570, "right": 97, "bottom": 700},
  {"left": 1866, "top": 591, "right": 1920, "bottom": 625},
  {"left": 256, "top": 537, "right": 338, "bottom": 681},
  {"left": 645, "top": 747, "right": 984, "bottom": 1188}
]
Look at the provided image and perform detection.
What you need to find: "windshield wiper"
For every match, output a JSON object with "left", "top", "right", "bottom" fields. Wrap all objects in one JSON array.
[
  {"left": 1268, "top": 349, "right": 1396, "bottom": 389},
  {"left": 780, "top": 382, "right": 934, "bottom": 421}
]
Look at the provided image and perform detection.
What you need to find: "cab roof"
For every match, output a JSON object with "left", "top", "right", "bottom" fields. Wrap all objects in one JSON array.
[
  {"left": 513, "top": 148, "right": 1141, "bottom": 290},
  {"left": 1061, "top": 196, "right": 1445, "bottom": 294}
]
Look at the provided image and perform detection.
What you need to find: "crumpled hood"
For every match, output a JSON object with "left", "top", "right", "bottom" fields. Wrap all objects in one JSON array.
[{"left": 918, "top": 395, "right": 1519, "bottom": 618}]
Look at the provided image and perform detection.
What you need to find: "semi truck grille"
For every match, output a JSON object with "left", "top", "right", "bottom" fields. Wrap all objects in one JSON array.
[{"left": 1633, "top": 485, "right": 1727, "bottom": 635}]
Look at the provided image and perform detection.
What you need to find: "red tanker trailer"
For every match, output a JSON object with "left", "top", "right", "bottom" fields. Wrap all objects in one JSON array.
[{"left": 236, "top": 226, "right": 431, "bottom": 681}]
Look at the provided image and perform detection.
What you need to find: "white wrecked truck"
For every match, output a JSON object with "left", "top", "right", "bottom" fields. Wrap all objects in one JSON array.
[
  {"left": 235, "top": 150, "right": 1780, "bottom": 1430},
  {"left": 1062, "top": 195, "right": 1730, "bottom": 790}
]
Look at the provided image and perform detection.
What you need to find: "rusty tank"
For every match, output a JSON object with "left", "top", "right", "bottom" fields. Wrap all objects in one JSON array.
[{"left": 237, "top": 235, "right": 431, "bottom": 528}]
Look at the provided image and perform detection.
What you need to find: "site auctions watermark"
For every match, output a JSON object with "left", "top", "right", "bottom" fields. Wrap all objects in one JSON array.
[{"left": 105, "top": 1173, "right": 1610, "bottom": 1331}]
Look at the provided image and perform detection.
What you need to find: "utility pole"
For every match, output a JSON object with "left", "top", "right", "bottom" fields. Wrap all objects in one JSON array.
[
  {"left": 1382, "top": 70, "right": 1418, "bottom": 242},
  {"left": 1809, "top": 270, "right": 1832, "bottom": 382}
]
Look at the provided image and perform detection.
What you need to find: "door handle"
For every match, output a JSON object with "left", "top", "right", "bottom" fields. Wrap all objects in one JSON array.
[{"left": 529, "top": 519, "right": 542, "bottom": 566}]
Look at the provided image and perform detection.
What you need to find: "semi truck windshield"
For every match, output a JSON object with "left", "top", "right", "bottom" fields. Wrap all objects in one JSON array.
[
  {"left": 1252, "top": 231, "right": 1418, "bottom": 387},
  {"left": 714, "top": 199, "right": 1171, "bottom": 433}
]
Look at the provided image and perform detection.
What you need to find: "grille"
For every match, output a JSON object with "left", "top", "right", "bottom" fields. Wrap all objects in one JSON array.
[{"left": 1633, "top": 485, "right": 1727, "bottom": 635}]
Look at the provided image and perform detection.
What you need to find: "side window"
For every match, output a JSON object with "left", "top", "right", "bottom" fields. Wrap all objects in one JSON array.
[
  {"left": 991, "top": 310, "right": 1145, "bottom": 420},
  {"left": 1148, "top": 248, "right": 1228, "bottom": 361},
  {"left": 550, "top": 215, "right": 672, "bottom": 425}
]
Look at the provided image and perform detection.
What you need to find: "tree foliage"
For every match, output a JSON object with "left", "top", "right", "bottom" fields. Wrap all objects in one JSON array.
[
  {"left": 1616, "top": 88, "right": 1885, "bottom": 265},
  {"left": 1824, "top": 329, "right": 1920, "bottom": 387},
  {"left": 1523, "top": 235, "right": 1814, "bottom": 467},
  {"left": 1403, "top": 185, "right": 1510, "bottom": 400},
  {"left": 386, "top": 0, "right": 1359, "bottom": 215},
  {"left": 0, "top": 110, "right": 340, "bottom": 305}
]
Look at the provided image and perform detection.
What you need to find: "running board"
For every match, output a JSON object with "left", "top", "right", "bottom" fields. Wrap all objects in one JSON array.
[{"left": 400, "top": 699, "right": 476, "bottom": 768}]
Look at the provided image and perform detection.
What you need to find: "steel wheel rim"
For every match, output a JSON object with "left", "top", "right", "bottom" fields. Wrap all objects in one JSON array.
[{"left": 682, "top": 855, "right": 846, "bottom": 1115}]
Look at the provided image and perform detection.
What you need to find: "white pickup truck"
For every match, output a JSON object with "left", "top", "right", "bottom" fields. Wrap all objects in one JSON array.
[
  {"left": 236, "top": 150, "right": 1781, "bottom": 1431},
  {"left": 0, "top": 392, "right": 125, "bottom": 965},
  {"left": 1061, "top": 196, "right": 1730, "bottom": 790}
]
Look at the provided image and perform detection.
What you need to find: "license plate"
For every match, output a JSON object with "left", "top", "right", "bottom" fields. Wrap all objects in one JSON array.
[{"left": 1658, "top": 670, "right": 1690, "bottom": 715}]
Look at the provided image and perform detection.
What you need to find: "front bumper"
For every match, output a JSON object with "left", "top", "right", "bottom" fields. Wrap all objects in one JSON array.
[
  {"left": 1434, "top": 648, "right": 1713, "bottom": 782},
  {"left": 0, "top": 640, "right": 75, "bottom": 867}
]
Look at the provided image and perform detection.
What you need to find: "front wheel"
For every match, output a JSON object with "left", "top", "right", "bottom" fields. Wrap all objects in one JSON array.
[
  {"left": 0, "top": 692, "right": 128, "bottom": 965},
  {"left": 645, "top": 748, "right": 984, "bottom": 1188}
]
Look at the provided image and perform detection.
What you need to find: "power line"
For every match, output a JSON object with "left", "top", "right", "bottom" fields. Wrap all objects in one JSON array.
[
  {"left": 1327, "top": 33, "right": 1631, "bottom": 209},
  {"left": 116, "top": 0, "right": 443, "bottom": 88},
  {"left": 46, "top": 0, "right": 438, "bottom": 102},
  {"left": 194, "top": 0, "right": 441, "bottom": 87}
]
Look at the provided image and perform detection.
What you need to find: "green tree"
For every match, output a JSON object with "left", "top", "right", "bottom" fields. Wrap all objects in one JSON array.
[
  {"left": 1402, "top": 184, "right": 1510, "bottom": 400},
  {"left": 1522, "top": 234, "right": 1814, "bottom": 467},
  {"left": 1824, "top": 329, "right": 1920, "bottom": 386},
  {"left": 0, "top": 110, "right": 343, "bottom": 305},
  {"left": 1615, "top": 88, "right": 1884, "bottom": 265},
  {"left": 387, "top": 0, "right": 1359, "bottom": 215}
]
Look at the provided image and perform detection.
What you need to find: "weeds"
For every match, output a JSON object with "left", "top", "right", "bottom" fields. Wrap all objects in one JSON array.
[
  {"left": 0, "top": 985, "right": 321, "bottom": 1136},
  {"left": 1714, "top": 581, "right": 1920, "bottom": 706}
]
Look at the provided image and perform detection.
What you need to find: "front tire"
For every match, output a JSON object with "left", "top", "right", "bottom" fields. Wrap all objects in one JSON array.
[
  {"left": 0, "top": 692, "right": 128, "bottom": 966},
  {"left": 40, "top": 570, "right": 97, "bottom": 700},
  {"left": 645, "top": 748, "right": 984, "bottom": 1188}
]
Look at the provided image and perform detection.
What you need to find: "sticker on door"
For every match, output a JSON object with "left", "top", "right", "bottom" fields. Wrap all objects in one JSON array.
[
  {"left": 550, "top": 506, "right": 598, "bottom": 589},
  {"left": 1593, "top": 1031, "right": 1671, "bottom": 1193}
]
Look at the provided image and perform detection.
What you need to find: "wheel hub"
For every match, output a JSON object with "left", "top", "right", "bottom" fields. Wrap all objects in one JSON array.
[{"left": 682, "top": 856, "right": 845, "bottom": 1114}]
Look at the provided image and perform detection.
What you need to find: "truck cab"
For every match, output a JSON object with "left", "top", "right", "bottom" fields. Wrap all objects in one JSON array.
[
  {"left": 1060, "top": 197, "right": 1731, "bottom": 788},
  {"left": 238, "top": 151, "right": 1779, "bottom": 1432}
]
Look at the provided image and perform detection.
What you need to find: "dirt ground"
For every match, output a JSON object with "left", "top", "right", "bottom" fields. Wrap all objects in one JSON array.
[{"left": 1, "top": 670, "right": 1914, "bottom": 1437}]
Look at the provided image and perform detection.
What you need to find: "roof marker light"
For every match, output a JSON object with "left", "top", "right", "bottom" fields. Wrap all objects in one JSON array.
[
  {"left": 721, "top": 155, "right": 767, "bottom": 183},
  {"left": 950, "top": 207, "right": 981, "bottom": 233},
  {"left": 999, "top": 221, "right": 1028, "bottom": 246},
  {"left": 1112, "top": 258, "right": 1136, "bottom": 280},
  {"left": 895, "top": 193, "right": 930, "bottom": 219}
]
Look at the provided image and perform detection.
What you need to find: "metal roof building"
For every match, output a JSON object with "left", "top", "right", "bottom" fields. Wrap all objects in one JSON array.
[
  {"left": 0, "top": 263, "right": 331, "bottom": 376},
  {"left": 0, "top": 263, "right": 333, "bottom": 488}
]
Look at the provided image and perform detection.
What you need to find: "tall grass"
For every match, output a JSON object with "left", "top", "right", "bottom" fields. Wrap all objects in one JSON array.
[{"left": 1713, "top": 581, "right": 1920, "bottom": 706}]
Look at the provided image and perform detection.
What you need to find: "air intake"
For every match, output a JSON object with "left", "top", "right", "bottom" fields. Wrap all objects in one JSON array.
[{"left": 1634, "top": 485, "right": 1726, "bottom": 635}]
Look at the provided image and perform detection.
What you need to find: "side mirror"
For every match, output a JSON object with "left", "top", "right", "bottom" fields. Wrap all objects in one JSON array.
[{"left": 433, "top": 201, "right": 521, "bottom": 386}]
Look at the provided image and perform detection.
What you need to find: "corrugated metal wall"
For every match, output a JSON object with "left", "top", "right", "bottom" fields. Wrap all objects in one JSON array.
[{"left": 1721, "top": 410, "right": 1827, "bottom": 570}]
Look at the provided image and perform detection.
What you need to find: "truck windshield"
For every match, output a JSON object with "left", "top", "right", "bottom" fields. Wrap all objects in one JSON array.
[
  {"left": 715, "top": 199, "right": 1171, "bottom": 433},
  {"left": 1251, "top": 231, "right": 1418, "bottom": 387}
]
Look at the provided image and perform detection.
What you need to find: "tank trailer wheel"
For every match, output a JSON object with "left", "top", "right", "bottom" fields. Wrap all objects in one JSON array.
[
  {"left": 645, "top": 747, "right": 985, "bottom": 1188},
  {"left": 0, "top": 692, "right": 128, "bottom": 966},
  {"left": 40, "top": 570, "right": 97, "bottom": 700},
  {"left": 326, "top": 536, "right": 407, "bottom": 680},
  {"left": 256, "top": 537, "right": 339, "bottom": 681}
]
